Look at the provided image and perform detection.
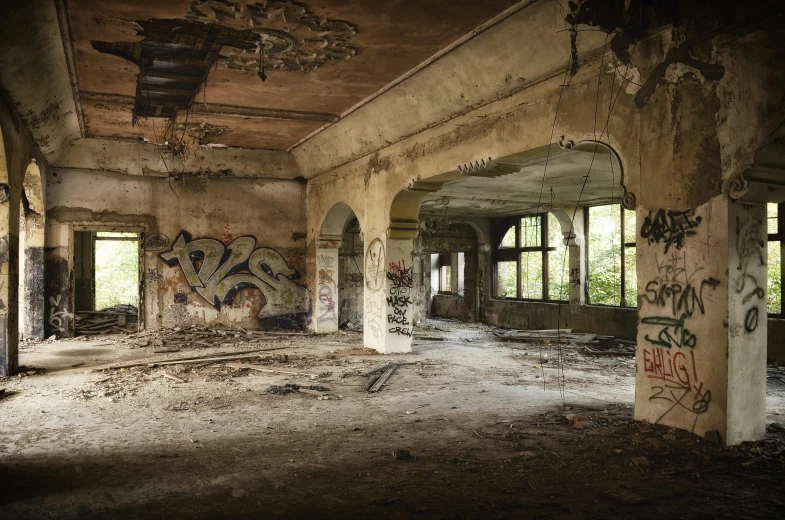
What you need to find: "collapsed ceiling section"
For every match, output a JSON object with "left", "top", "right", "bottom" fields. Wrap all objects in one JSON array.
[
  {"left": 91, "top": 1, "right": 359, "bottom": 121},
  {"left": 64, "top": 0, "right": 521, "bottom": 150}
]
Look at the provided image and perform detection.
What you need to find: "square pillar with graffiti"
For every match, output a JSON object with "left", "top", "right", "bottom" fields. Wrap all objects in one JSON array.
[
  {"left": 315, "top": 238, "right": 340, "bottom": 333},
  {"left": 384, "top": 236, "right": 416, "bottom": 353},
  {"left": 634, "top": 197, "right": 767, "bottom": 445}
]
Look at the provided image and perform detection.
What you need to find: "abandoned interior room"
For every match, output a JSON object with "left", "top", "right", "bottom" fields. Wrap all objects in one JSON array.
[{"left": 1, "top": 0, "right": 784, "bottom": 517}]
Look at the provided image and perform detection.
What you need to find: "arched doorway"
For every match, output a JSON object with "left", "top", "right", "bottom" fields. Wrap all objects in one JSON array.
[{"left": 316, "top": 202, "right": 362, "bottom": 333}]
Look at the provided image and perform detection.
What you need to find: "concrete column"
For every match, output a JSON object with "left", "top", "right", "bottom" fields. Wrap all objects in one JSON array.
[
  {"left": 634, "top": 196, "right": 767, "bottom": 445},
  {"left": 315, "top": 238, "right": 339, "bottom": 333},
  {"left": 363, "top": 236, "right": 387, "bottom": 350},
  {"left": 44, "top": 221, "right": 73, "bottom": 338},
  {"left": 384, "top": 237, "right": 415, "bottom": 353}
]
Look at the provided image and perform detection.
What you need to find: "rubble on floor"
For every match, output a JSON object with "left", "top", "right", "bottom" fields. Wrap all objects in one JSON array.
[
  {"left": 768, "top": 363, "right": 785, "bottom": 384},
  {"left": 114, "top": 325, "right": 310, "bottom": 352},
  {"left": 265, "top": 383, "right": 330, "bottom": 395},
  {"left": 495, "top": 328, "right": 636, "bottom": 356},
  {"left": 75, "top": 304, "right": 139, "bottom": 335}
]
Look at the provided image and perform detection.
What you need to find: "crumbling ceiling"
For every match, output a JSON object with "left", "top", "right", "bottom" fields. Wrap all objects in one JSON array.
[{"left": 67, "top": 0, "right": 522, "bottom": 150}]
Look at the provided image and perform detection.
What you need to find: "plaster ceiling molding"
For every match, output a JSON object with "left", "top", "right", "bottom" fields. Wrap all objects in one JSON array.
[
  {"left": 187, "top": 0, "right": 359, "bottom": 73},
  {"left": 729, "top": 120, "right": 785, "bottom": 203}
]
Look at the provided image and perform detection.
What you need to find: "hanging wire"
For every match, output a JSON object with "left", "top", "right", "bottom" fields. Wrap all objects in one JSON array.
[{"left": 554, "top": 42, "right": 639, "bottom": 402}]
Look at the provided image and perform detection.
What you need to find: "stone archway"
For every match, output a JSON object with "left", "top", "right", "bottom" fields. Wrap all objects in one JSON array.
[
  {"left": 364, "top": 181, "right": 442, "bottom": 353},
  {"left": 315, "top": 202, "right": 361, "bottom": 333},
  {"left": 0, "top": 124, "right": 12, "bottom": 375}
]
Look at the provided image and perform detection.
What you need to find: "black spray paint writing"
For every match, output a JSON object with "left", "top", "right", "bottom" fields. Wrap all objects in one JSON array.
[
  {"left": 143, "top": 233, "right": 170, "bottom": 251},
  {"left": 734, "top": 216, "right": 765, "bottom": 334},
  {"left": 569, "top": 267, "right": 581, "bottom": 286},
  {"left": 642, "top": 251, "right": 719, "bottom": 317},
  {"left": 641, "top": 209, "right": 702, "bottom": 253},
  {"left": 386, "top": 260, "right": 413, "bottom": 337},
  {"left": 641, "top": 313, "right": 696, "bottom": 349}
]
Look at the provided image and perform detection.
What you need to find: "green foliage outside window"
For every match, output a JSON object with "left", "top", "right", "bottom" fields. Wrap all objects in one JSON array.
[
  {"left": 768, "top": 203, "right": 782, "bottom": 314},
  {"left": 494, "top": 213, "right": 568, "bottom": 301},
  {"left": 587, "top": 204, "right": 636, "bottom": 307},
  {"left": 95, "top": 236, "right": 139, "bottom": 310},
  {"left": 496, "top": 261, "right": 517, "bottom": 298}
]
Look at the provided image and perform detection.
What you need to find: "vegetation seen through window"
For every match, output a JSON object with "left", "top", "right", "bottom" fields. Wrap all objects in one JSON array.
[
  {"left": 494, "top": 213, "right": 568, "bottom": 300},
  {"left": 768, "top": 203, "right": 782, "bottom": 314},
  {"left": 94, "top": 233, "right": 139, "bottom": 310},
  {"left": 587, "top": 204, "right": 636, "bottom": 307}
]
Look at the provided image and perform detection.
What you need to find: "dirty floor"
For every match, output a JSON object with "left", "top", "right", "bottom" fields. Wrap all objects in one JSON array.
[{"left": 1, "top": 319, "right": 783, "bottom": 519}]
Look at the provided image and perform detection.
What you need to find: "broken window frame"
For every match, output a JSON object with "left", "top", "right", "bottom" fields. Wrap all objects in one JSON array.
[
  {"left": 768, "top": 202, "right": 783, "bottom": 317},
  {"left": 491, "top": 213, "right": 565, "bottom": 302},
  {"left": 585, "top": 203, "right": 636, "bottom": 308}
]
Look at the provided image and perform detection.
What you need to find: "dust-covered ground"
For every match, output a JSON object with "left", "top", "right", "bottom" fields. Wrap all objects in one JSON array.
[{"left": 0, "top": 319, "right": 783, "bottom": 519}]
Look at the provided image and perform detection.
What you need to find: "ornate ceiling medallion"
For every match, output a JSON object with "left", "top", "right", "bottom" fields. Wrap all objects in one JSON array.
[{"left": 187, "top": 0, "right": 359, "bottom": 73}]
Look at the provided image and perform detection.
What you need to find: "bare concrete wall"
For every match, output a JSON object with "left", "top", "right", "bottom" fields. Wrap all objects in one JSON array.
[
  {"left": 45, "top": 169, "right": 308, "bottom": 333},
  {"left": 484, "top": 300, "right": 637, "bottom": 339}
]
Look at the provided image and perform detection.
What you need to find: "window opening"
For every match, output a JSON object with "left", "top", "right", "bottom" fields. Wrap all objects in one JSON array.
[{"left": 586, "top": 204, "right": 637, "bottom": 307}]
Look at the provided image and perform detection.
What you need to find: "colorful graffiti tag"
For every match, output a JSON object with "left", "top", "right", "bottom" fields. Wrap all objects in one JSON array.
[{"left": 160, "top": 232, "right": 310, "bottom": 328}]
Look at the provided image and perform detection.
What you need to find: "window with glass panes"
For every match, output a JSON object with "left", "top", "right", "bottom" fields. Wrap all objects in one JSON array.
[
  {"left": 768, "top": 203, "right": 783, "bottom": 315},
  {"left": 493, "top": 213, "right": 569, "bottom": 301},
  {"left": 586, "top": 204, "right": 637, "bottom": 307}
]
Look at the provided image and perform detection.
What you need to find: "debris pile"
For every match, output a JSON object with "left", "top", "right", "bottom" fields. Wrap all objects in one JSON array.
[
  {"left": 75, "top": 304, "right": 139, "bottom": 335},
  {"left": 265, "top": 383, "right": 330, "bottom": 395},
  {"left": 495, "top": 328, "right": 636, "bottom": 356},
  {"left": 115, "top": 325, "right": 309, "bottom": 352}
]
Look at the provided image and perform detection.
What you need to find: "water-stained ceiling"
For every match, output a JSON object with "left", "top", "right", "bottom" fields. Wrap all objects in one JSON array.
[{"left": 65, "top": 0, "right": 521, "bottom": 150}]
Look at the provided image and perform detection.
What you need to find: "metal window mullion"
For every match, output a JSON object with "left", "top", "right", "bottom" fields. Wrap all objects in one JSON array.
[{"left": 542, "top": 214, "right": 548, "bottom": 300}]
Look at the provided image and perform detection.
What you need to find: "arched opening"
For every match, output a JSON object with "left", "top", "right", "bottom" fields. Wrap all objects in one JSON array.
[
  {"left": 338, "top": 217, "right": 363, "bottom": 330},
  {"left": 316, "top": 202, "right": 362, "bottom": 334},
  {"left": 18, "top": 159, "right": 45, "bottom": 341}
]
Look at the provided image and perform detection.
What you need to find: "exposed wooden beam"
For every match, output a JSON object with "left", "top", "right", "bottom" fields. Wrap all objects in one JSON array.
[{"left": 80, "top": 91, "right": 340, "bottom": 123}]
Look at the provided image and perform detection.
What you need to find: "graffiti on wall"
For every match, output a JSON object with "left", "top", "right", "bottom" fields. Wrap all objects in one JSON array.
[
  {"left": 44, "top": 254, "right": 72, "bottom": 337},
  {"left": 640, "top": 208, "right": 702, "bottom": 253},
  {"left": 642, "top": 346, "right": 711, "bottom": 431},
  {"left": 365, "top": 238, "right": 385, "bottom": 291},
  {"left": 47, "top": 294, "right": 73, "bottom": 335},
  {"left": 143, "top": 233, "right": 170, "bottom": 251},
  {"left": 638, "top": 207, "right": 713, "bottom": 427},
  {"left": 386, "top": 259, "right": 413, "bottom": 337},
  {"left": 365, "top": 296, "right": 384, "bottom": 340},
  {"left": 734, "top": 216, "right": 765, "bottom": 333},
  {"left": 317, "top": 253, "right": 337, "bottom": 326},
  {"left": 641, "top": 251, "right": 720, "bottom": 318},
  {"left": 160, "top": 232, "right": 310, "bottom": 328},
  {"left": 641, "top": 313, "right": 696, "bottom": 349}
]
